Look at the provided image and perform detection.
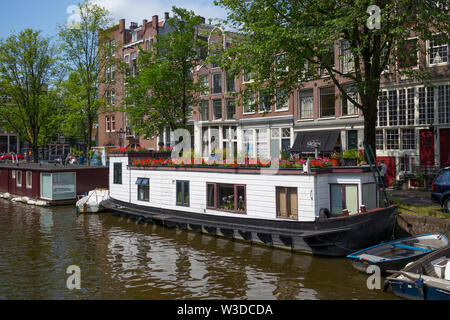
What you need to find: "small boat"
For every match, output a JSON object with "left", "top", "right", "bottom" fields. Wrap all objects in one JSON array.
[
  {"left": 347, "top": 233, "right": 449, "bottom": 273},
  {"left": 385, "top": 246, "right": 450, "bottom": 300},
  {"left": 76, "top": 189, "right": 109, "bottom": 214}
]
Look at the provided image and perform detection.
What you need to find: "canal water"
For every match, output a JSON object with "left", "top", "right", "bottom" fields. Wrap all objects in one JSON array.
[{"left": 0, "top": 199, "right": 398, "bottom": 300}]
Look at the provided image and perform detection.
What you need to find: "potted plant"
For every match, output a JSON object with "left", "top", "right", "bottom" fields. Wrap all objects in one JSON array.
[
  {"left": 357, "top": 149, "right": 367, "bottom": 165},
  {"left": 330, "top": 150, "right": 342, "bottom": 167},
  {"left": 342, "top": 149, "right": 359, "bottom": 166}
]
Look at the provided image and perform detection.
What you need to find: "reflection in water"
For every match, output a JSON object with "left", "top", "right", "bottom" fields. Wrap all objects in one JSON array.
[{"left": 0, "top": 199, "right": 398, "bottom": 300}]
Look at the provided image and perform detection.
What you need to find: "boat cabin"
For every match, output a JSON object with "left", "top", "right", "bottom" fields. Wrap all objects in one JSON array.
[
  {"left": 109, "top": 154, "right": 379, "bottom": 222},
  {"left": 0, "top": 163, "right": 109, "bottom": 204}
]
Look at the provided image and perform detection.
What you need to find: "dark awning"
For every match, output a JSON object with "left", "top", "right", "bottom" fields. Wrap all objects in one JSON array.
[{"left": 291, "top": 131, "right": 340, "bottom": 153}]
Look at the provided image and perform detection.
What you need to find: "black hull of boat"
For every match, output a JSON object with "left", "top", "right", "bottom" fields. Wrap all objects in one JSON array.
[{"left": 102, "top": 199, "right": 398, "bottom": 257}]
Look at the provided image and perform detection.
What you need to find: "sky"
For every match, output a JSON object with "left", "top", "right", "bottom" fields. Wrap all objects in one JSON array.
[{"left": 0, "top": 0, "right": 229, "bottom": 40}]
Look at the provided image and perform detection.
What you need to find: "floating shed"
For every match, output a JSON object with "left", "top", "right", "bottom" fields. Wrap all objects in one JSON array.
[{"left": 0, "top": 163, "right": 109, "bottom": 205}]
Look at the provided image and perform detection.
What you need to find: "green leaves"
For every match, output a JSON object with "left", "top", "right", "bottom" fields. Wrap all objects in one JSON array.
[
  {"left": 125, "top": 7, "right": 207, "bottom": 139},
  {"left": 0, "top": 29, "right": 61, "bottom": 162}
]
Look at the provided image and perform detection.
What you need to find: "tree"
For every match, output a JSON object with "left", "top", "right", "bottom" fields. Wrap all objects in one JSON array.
[
  {"left": 0, "top": 29, "right": 62, "bottom": 162},
  {"left": 214, "top": 0, "right": 449, "bottom": 154},
  {"left": 124, "top": 7, "right": 208, "bottom": 139},
  {"left": 58, "top": 0, "right": 114, "bottom": 163},
  {"left": 60, "top": 72, "right": 91, "bottom": 146}
]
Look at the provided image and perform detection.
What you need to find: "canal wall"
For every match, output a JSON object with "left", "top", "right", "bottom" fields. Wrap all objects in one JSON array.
[{"left": 395, "top": 212, "right": 450, "bottom": 238}]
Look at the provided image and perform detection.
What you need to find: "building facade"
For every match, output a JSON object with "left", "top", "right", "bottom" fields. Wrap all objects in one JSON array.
[{"left": 98, "top": 15, "right": 450, "bottom": 186}]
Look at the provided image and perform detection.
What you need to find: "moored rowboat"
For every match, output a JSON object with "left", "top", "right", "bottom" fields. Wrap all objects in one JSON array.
[{"left": 347, "top": 233, "right": 448, "bottom": 273}]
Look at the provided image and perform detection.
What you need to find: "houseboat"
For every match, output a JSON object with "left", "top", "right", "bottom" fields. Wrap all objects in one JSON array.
[
  {"left": 0, "top": 163, "right": 109, "bottom": 205},
  {"left": 103, "top": 153, "right": 399, "bottom": 256}
]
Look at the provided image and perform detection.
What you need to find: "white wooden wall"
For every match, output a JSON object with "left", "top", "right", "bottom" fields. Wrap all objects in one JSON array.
[
  {"left": 316, "top": 172, "right": 376, "bottom": 212},
  {"left": 109, "top": 156, "right": 375, "bottom": 222}
]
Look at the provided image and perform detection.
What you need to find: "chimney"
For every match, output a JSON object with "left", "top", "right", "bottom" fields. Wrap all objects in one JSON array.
[
  {"left": 142, "top": 19, "right": 148, "bottom": 32},
  {"left": 119, "top": 19, "right": 125, "bottom": 33},
  {"left": 165, "top": 12, "right": 170, "bottom": 20},
  {"left": 152, "top": 15, "right": 159, "bottom": 29}
]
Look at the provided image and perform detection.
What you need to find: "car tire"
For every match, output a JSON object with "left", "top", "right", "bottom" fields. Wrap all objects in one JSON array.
[{"left": 444, "top": 197, "right": 450, "bottom": 213}]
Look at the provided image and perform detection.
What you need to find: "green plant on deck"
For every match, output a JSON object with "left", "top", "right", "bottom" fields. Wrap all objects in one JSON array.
[{"left": 343, "top": 149, "right": 359, "bottom": 159}]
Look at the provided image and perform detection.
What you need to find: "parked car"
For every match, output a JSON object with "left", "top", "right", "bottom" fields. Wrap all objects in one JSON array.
[
  {"left": 431, "top": 167, "right": 450, "bottom": 212},
  {"left": 0, "top": 153, "right": 24, "bottom": 161}
]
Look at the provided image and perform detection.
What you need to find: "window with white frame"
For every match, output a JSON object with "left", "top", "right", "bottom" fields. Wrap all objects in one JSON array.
[
  {"left": 275, "top": 53, "right": 288, "bottom": 74},
  {"left": 243, "top": 91, "right": 255, "bottom": 114},
  {"left": 213, "top": 99, "right": 222, "bottom": 120},
  {"left": 212, "top": 73, "right": 222, "bottom": 94},
  {"left": 341, "top": 86, "right": 358, "bottom": 116},
  {"left": 106, "top": 116, "right": 111, "bottom": 132},
  {"left": 376, "top": 130, "right": 384, "bottom": 150},
  {"left": 256, "top": 129, "right": 269, "bottom": 158},
  {"left": 132, "top": 31, "right": 138, "bottom": 42},
  {"left": 340, "top": 40, "right": 355, "bottom": 73},
  {"left": 418, "top": 87, "right": 435, "bottom": 125},
  {"left": 401, "top": 129, "right": 416, "bottom": 150},
  {"left": 438, "top": 84, "right": 450, "bottom": 124},
  {"left": 378, "top": 91, "right": 388, "bottom": 126},
  {"left": 386, "top": 129, "right": 399, "bottom": 150},
  {"left": 243, "top": 129, "right": 254, "bottom": 157},
  {"left": 200, "top": 100, "right": 209, "bottom": 121},
  {"left": 388, "top": 90, "right": 398, "bottom": 126},
  {"left": 199, "top": 75, "right": 209, "bottom": 96},
  {"left": 131, "top": 51, "right": 137, "bottom": 77},
  {"left": 243, "top": 69, "right": 254, "bottom": 83},
  {"left": 111, "top": 89, "right": 116, "bottom": 106},
  {"left": 275, "top": 88, "right": 289, "bottom": 111},
  {"left": 226, "top": 99, "right": 236, "bottom": 120},
  {"left": 428, "top": 34, "right": 448, "bottom": 66},
  {"left": 299, "top": 89, "right": 314, "bottom": 119},
  {"left": 320, "top": 87, "right": 335, "bottom": 118},
  {"left": 111, "top": 116, "right": 116, "bottom": 132},
  {"left": 226, "top": 72, "right": 235, "bottom": 93},
  {"left": 259, "top": 89, "right": 271, "bottom": 113},
  {"left": 378, "top": 88, "right": 415, "bottom": 127}
]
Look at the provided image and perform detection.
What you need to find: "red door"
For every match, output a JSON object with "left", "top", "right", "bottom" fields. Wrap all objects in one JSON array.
[
  {"left": 376, "top": 156, "right": 396, "bottom": 187},
  {"left": 420, "top": 129, "right": 435, "bottom": 166},
  {"left": 440, "top": 129, "right": 450, "bottom": 167}
]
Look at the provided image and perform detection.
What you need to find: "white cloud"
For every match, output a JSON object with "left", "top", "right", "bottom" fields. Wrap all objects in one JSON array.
[{"left": 92, "top": 0, "right": 228, "bottom": 25}]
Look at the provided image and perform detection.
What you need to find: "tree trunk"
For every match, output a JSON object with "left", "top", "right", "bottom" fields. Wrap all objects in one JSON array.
[
  {"left": 32, "top": 144, "right": 39, "bottom": 163},
  {"left": 363, "top": 99, "right": 378, "bottom": 159}
]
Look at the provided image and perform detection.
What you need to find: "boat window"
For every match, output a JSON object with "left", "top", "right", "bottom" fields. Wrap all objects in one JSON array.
[
  {"left": 207, "top": 183, "right": 215, "bottom": 208},
  {"left": 276, "top": 187, "right": 298, "bottom": 220},
  {"left": 52, "top": 173, "right": 76, "bottom": 200},
  {"left": 16, "top": 171, "right": 22, "bottom": 187},
  {"left": 137, "top": 178, "right": 149, "bottom": 202},
  {"left": 113, "top": 163, "right": 122, "bottom": 184},
  {"left": 362, "top": 183, "right": 377, "bottom": 210},
  {"left": 330, "top": 184, "right": 359, "bottom": 215},
  {"left": 26, "top": 171, "right": 32, "bottom": 189},
  {"left": 206, "top": 183, "right": 246, "bottom": 213},
  {"left": 176, "top": 181, "right": 190, "bottom": 207},
  {"left": 41, "top": 173, "right": 52, "bottom": 199}
]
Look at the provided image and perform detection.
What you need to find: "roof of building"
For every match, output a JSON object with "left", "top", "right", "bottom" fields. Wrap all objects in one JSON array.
[{"left": 0, "top": 162, "right": 107, "bottom": 172}]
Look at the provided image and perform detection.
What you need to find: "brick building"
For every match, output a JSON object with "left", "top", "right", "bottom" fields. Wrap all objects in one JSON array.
[{"left": 98, "top": 14, "right": 450, "bottom": 186}]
